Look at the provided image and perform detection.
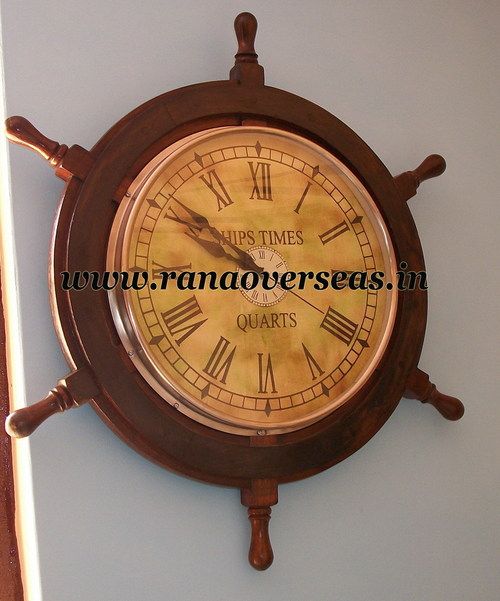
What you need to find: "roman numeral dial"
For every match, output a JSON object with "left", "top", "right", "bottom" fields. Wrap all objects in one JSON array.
[{"left": 119, "top": 126, "right": 396, "bottom": 435}]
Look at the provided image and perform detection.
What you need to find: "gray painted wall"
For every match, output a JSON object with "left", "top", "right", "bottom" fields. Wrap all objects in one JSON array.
[{"left": 2, "top": 1, "right": 499, "bottom": 600}]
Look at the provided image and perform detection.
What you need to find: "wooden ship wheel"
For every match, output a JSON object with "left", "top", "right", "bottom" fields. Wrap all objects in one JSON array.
[{"left": 4, "top": 12, "right": 464, "bottom": 570}]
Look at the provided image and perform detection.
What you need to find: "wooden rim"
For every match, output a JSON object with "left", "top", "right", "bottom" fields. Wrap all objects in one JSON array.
[{"left": 50, "top": 80, "right": 427, "bottom": 486}]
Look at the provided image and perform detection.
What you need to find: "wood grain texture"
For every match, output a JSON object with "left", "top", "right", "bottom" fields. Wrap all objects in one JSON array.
[
  {"left": 5, "top": 368, "right": 99, "bottom": 438},
  {"left": 229, "top": 12, "right": 264, "bottom": 85},
  {"left": 5, "top": 387, "right": 72, "bottom": 439},
  {"left": 405, "top": 368, "right": 464, "bottom": 421},
  {"left": 2, "top": 10, "right": 464, "bottom": 572},
  {"left": 43, "top": 80, "right": 427, "bottom": 487},
  {"left": 241, "top": 479, "right": 278, "bottom": 570},
  {"left": 0, "top": 274, "right": 24, "bottom": 600},
  {"left": 394, "top": 154, "right": 446, "bottom": 201},
  {"left": 5, "top": 116, "right": 93, "bottom": 181}
]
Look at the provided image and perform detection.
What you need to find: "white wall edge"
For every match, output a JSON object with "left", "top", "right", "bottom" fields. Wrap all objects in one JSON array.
[{"left": 0, "top": 8, "right": 43, "bottom": 600}]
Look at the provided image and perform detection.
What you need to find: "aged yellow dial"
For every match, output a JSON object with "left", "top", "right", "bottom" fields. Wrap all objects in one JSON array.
[{"left": 107, "top": 126, "right": 397, "bottom": 435}]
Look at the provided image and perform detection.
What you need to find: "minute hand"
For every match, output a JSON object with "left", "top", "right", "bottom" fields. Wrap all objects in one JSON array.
[
  {"left": 184, "top": 232, "right": 241, "bottom": 263},
  {"left": 174, "top": 199, "right": 262, "bottom": 272},
  {"left": 176, "top": 205, "right": 323, "bottom": 312}
]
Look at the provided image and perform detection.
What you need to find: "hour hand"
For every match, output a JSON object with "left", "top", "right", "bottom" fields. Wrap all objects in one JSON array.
[
  {"left": 168, "top": 198, "right": 263, "bottom": 272},
  {"left": 186, "top": 232, "right": 262, "bottom": 273},
  {"left": 185, "top": 232, "right": 235, "bottom": 262},
  {"left": 232, "top": 248, "right": 263, "bottom": 273},
  {"left": 164, "top": 213, "right": 202, "bottom": 231},
  {"left": 219, "top": 237, "right": 262, "bottom": 272}
]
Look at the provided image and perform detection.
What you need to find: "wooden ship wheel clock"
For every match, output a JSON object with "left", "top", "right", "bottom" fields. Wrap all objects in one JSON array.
[{"left": 4, "top": 12, "right": 464, "bottom": 570}]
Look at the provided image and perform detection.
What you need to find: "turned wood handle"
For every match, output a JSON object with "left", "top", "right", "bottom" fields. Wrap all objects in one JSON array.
[
  {"left": 394, "top": 154, "right": 446, "bottom": 201},
  {"left": 5, "top": 116, "right": 67, "bottom": 165},
  {"left": 413, "top": 154, "right": 446, "bottom": 184},
  {"left": 234, "top": 12, "right": 258, "bottom": 62},
  {"left": 425, "top": 387, "right": 465, "bottom": 421},
  {"left": 5, "top": 385, "right": 76, "bottom": 438},
  {"left": 5, "top": 370, "right": 98, "bottom": 438},
  {"left": 247, "top": 507, "right": 274, "bottom": 571},
  {"left": 405, "top": 368, "right": 464, "bottom": 421},
  {"left": 241, "top": 479, "right": 277, "bottom": 571}
]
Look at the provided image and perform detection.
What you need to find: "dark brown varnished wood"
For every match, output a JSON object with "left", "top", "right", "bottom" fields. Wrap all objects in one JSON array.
[
  {"left": 6, "top": 86, "right": 429, "bottom": 476},
  {"left": 3, "top": 11, "right": 463, "bottom": 570},
  {"left": 234, "top": 12, "right": 258, "bottom": 61},
  {"left": 0, "top": 276, "right": 24, "bottom": 600},
  {"left": 5, "top": 116, "right": 93, "bottom": 181},
  {"left": 241, "top": 479, "right": 278, "bottom": 570},
  {"left": 394, "top": 154, "right": 446, "bottom": 201},
  {"left": 6, "top": 116, "right": 66, "bottom": 164},
  {"left": 6, "top": 368, "right": 99, "bottom": 438},
  {"left": 229, "top": 12, "right": 264, "bottom": 85},
  {"left": 405, "top": 368, "right": 464, "bottom": 421},
  {"left": 5, "top": 386, "right": 75, "bottom": 438},
  {"left": 47, "top": 82, "right": 427, "bottom": 489}
]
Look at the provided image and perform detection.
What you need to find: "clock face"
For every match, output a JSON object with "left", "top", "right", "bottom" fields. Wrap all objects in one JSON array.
[{"left": 107, "top": 126, "right": 397, "bottom": 435}]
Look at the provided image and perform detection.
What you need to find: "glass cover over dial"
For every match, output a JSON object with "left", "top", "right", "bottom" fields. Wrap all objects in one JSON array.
[{"left": 107, "top": 126, "right": 397, "bottom": 435}]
